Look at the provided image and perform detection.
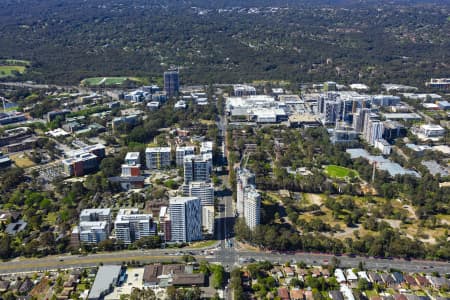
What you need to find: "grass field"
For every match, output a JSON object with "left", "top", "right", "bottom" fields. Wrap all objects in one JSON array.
[
  {"left": 0, "top": 65, "right": 26, "bottom": 78},
  {"left": 324, "top": 165, "right": 358, "bottom": 179},
  {"left": 9, "top": 153, "right": 36, "bottom": 168},
  {"left": 81, "top": 76, "right": 144, "bottom": 86}
]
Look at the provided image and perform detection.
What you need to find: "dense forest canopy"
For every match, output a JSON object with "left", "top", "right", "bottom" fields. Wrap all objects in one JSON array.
[{"left": 0, "top": 0, "right": 449, "bottom": 85}]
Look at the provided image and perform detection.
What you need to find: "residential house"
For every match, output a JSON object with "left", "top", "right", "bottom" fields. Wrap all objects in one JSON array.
[
  {"left": 290, "top": 289, "right": 304, "bottom": 300},
  {"left": 403, "top": 275, "right": 418, "bottom": 288},
  {"left": 381, "top": 273, "right": 396, "bottom": 286},
  {"left": 394, "top": 295, "right": 407, "bottom": 300},
  {"left": 0, "top": 280, "right": 10, "bottom": 292},
  {"left": 284, "top": 266, "right": 295, "bottom": 277},
  {"left": 391, "top": 272, "right": 404, "bottom": 285},
  {"left": 414, "top": 275, "right": 430, "bottom": 288},
  {"left": 278, "top": 287, "right": 290, "bottom": 300},
  {"left": 368, "top": 272, "right": 383, "bottom": 284},
  {"left": 329, "top": 290, "right": 344, "bottom": 300},
  {"left": 335, "top": 269, "right": 346, "bottom": 283},
  {"left": 427, "top": 276, "right": 450, "bottom": 289},
  {"left": 346, "top": 269, "right": 358, "bottom": 283}
]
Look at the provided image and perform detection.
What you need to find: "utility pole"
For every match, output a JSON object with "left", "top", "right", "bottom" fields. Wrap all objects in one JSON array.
[{"left": 0, "top": 96, "right": 6, "bottom": 112}]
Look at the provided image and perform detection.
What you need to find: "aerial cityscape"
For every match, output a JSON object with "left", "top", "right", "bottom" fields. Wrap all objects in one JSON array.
[{"left": 0, "top": 0, "right": 449, "bottom": 299}]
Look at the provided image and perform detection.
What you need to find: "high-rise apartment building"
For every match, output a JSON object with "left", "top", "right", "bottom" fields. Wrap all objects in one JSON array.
[
  {"left": 236, "top": 168, "right": 255, "bottom": 216},
  {"left": 182, "top": 181, "right": 214, "bottom": 206},
  {"left": 183, "top": 155, "right": 211, "bottom": 184},
  {"left": 244, "top": 186, "right": 261, "bottom": 230},
  {"left": 169, "top": 197, "right": 202, "bottom": 243},
  {"left": 176, "top": 146, "right": 195, "bottom": 167},
  {"left": 114, "top": 208, "right": 157, "bottom": 244}
]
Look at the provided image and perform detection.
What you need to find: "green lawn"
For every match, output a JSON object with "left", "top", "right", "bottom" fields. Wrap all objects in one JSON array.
[
  {"left": 324, "top": 165, "right": 358, "bottom": 179},
  {"left": 0, "top": 65, "right": 26, "bottom": 78},
  {"left": 187, "top": 240, "right": 219, "bottom": 249},
  {"left": 365, "top": 290, "right": 379, "bottom": 298},
  {"left": 81, "top": 76, "right": 144, "bottom": 86}
]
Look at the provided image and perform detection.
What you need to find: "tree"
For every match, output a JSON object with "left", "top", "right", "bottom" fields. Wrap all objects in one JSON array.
[
  {"left": 357, "top": 278, "right": 370, "bottom": 291},
  {"left": 100, "top": 157, "right": 122, "bottom": 177},
  {"left": 211, "top": 264, "right": 225, "bottom": 289},
  {"left": 98, "top": 239, "right": 115, "bottom": 251},
  {"left": 0, "top": 235, "right": 12, "bottom": 259},
  {"left": 1, "top": 168, "right": 25, "bottom": 192}
]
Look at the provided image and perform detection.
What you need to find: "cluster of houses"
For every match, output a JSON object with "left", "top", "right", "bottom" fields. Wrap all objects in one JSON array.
[{"left": 243, "top": 264, "right": 450, "bottom": 300}]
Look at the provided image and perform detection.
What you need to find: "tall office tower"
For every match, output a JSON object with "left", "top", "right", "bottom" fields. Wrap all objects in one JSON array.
[
  {"left": 114, "top": 208, "right": 157, "bottom": 244},
  {"left": 322, "top": 100, "right": 341, "bottom": 125},
  {"left": 182, "top": 181, "right": 215, "bottom": 206},
  {"left": 340, "top": 99, "right": 354, "bottom": 123},
  {"left": 244, "top": 186, "right": 261, "bottom": 230},
  {"left": 145, "top": 147, "right": 171, "bottom": 169},
  {"left": 236, "top": 168, "right": 256, "bottom": 216},
  {"left": 183, "top": 155, "right": 211, "bottom": 184},
  {"left": 169, "top": 197, "right": 202, "bottom": 242},
  {"left": 164, "top": 69, "right": 179, "bottom": 97},
  {"left": 176, "top": 146, "right": 195, "bottom": 167},
  {"left": 352, "top": 108, "right": 370, "bottom": 133}
]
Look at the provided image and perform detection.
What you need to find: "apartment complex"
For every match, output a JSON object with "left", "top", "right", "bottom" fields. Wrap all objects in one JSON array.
[
  {"left": 236, "top": 168, "right": 261, "bottom": 229},
  {"left": 236, "top": 168, "right": 256, "bottom": 216},
  {"left": 78, "top": 209, "right": 112, "bottom": 244},
  {"left": 114, "top": 209, "right": 157, "bottom": 244},
  {"left": 176, "top": 146, "right": 195, "bottom": 167},
  {"left": 145, "top": 147, "right": 171, "bottom": 169},
  {"left": 182, "top": 181, "right": 214, "bottom": 206},
  {"left": 183, "top": 155, "right": 211, "bottom": 184},
  {"left": 169, "top": 197, "right": 202, "bottom": 243}
]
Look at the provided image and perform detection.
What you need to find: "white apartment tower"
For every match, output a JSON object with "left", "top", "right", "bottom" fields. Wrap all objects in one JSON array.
[
  {"left": 169, "top": 197, "right": 202, "bottom": 243},
  {"left": 78, "top": 208, "right": 112, "bottom": 244},
  {"left": 236, "top": 168, "right": 255, "bottom": 216},
  {"left": 182, "top": 181, "right": 215, "bottom": 206},
  {"left": 176, "top": 146, "right": 195, "bottom": 167},
  {"left": 114, "top": 208, "right": 157, "bottom": 244},
  {"left": 244, "top": 186, "right": 261, "bottom": 230}
]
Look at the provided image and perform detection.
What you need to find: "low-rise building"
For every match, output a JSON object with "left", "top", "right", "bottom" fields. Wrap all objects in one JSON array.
[
  {"left": 426, "top": 78, "right": 450, "bottom": 90},
  {"left": 88, "top": 265, "right": 122, "bottom": 300}
]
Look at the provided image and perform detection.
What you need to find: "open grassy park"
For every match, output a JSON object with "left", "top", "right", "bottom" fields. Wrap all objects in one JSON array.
[
  {"left": 324, "top": 165, "right": 358, "bottom": 179},
  {"left": 0, "top": 59, "right": 30, "bottom": 78},
  {"left": 0, "top": 65, "right": 26, "bottom": 78},
  {"left": 81, "top": 76, "right": 145, "bottom": 87}
]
